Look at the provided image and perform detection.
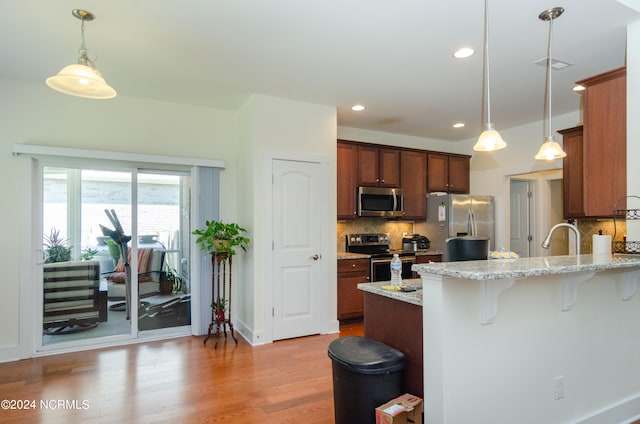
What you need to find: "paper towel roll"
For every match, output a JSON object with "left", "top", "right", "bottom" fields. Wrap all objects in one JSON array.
[{"left": 592, "top": 234, "right": 612, "bottom": 256}]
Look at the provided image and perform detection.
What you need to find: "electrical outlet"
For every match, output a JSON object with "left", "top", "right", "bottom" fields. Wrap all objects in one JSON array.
[{"left": 554, "top": 376, "right": 565, "bottom": 400}]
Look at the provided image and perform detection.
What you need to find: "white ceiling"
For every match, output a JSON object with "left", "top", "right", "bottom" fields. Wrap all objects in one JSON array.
[{"left": 0, "top": 1, "right": 638, "bottom": 141}]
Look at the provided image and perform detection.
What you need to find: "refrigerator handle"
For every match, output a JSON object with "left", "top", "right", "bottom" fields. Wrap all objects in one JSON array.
[{"left": 468, "top": 209, "right": 478, "bottom": 237}]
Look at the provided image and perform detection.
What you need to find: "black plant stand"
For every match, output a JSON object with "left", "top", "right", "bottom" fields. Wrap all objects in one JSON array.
[
  {"left": 101, "top": 209, "right": 132, "bottom": 320},
  {"left": 204, "top": 252, "right": 238, "bottom": 348}
]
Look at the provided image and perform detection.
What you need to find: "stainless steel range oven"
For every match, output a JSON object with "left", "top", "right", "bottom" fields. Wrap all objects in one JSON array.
[
  {"left": 346, "top": 233, "right": 415, "bottom": 282},
  {"left": 370, "top": 254, "right": 415, "bottom": 282}
]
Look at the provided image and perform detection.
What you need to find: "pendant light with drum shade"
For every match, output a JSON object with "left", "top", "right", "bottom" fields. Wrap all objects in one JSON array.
[
  {"left": 534, "top": 7, "right": 566, "bottom": 160},
  {"left": 473, "top": 0, "right": 506, "bottom": 152},
  {"left": 46, "top": 10, "right": 116, "bottom": 99}
]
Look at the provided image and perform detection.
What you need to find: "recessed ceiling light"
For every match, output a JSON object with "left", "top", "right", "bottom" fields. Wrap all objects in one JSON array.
[
  {"left": 573, "top": 84, "right": 585, "bottom": 92},
  {"left": 453, "top": 122, "right": 465, "bottom": 128},
  {"left": 453, "top": 47, "right": 475, "bottom": 59},
  {"left": 352, "top": 104, "right": 365, "bottom": 111}
]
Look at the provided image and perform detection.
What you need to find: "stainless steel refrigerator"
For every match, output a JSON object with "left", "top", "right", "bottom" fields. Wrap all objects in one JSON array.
[{"left": 420, "top": 193, "right": 495, "bottom": 254}]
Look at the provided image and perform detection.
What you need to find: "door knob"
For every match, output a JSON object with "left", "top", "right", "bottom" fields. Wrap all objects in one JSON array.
[{"left": 311, "top": 254, "right": 321, "bottom": 260}]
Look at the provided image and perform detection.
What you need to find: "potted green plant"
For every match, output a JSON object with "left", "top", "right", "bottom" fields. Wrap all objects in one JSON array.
[
  {"left": 43, "top": 228, "right": 72, "bottom": 263},
  {"left": 192, "top": 220, "right": 250, "bottom": 258},
  {"left": 163, "top": 267, "right": 184, "bottom": 294},
  {"left": 81, "top": 247, "right": 98, "bottom": 261},
  {"left": 211, "top": 298, "right": 228, "bottom": 324}
]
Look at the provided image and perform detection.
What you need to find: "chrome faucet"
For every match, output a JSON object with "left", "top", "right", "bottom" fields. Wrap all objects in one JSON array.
[{"left": 542, "top": 223, "right": 581, "bottom": 256}]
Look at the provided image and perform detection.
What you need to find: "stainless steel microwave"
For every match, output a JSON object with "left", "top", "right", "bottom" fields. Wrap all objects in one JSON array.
[{"left": 357, "top": 186, "right": 404, "bottom": 217}]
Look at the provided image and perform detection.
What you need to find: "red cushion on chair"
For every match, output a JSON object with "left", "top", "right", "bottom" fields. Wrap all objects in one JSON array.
[
  {"left": 114, "top": 248, "right": 154, "bottom": 273},
  {"left": 106, "top": 272, "right": 126, "bottom": 283}
]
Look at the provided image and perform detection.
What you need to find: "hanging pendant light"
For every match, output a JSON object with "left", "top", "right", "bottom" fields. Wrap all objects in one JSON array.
[
  {"left": 46, "top": 9, "right": 116, "bottom": 99},
  {"left": 473, "top": 0, "right": 506, "bottom": 152},
  {"left": 535, "top": 7, "right": 565, "bottom": 160}
]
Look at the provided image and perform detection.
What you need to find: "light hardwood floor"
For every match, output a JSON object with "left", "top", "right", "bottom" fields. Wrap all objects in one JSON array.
[{"left": 0, "top": 322, "right": 363, "bottom": 424}]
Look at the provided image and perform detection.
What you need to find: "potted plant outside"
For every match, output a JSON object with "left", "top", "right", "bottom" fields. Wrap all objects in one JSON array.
[
  {"left": 81, "top": 247, "right": 98, "bottom": 261},
  {"left": 192, "top": 220, "right": 250, "bottom": 258},
  {"left": 43, "top": 228, "right": 72, "bottom": 263}
]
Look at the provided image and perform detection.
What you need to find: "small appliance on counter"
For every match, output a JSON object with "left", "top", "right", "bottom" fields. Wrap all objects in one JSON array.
[{"left": 402, "top": 234, "right": 430, "bottom": 251}]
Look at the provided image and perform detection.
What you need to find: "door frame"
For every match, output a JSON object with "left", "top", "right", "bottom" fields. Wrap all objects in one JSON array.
[
  {"left": 503, "top": 168, "right": 562, "bottom": 257},
  {"left": 16, "top": 152, "right": 220, "bottom": 358},
  {"left": 262, "top": 151, "right": 330, "bottom": 344}
]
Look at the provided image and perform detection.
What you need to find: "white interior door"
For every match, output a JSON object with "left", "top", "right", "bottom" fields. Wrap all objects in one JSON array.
[
  {"left": 510, "top": 179, "right": 532, "bottom": 257},
  {"left": 272, "top": 159, "right": 322, "bottom": 340}
]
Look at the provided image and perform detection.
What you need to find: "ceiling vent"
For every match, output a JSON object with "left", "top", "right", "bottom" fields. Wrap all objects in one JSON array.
[{"left": 534, "top": 57, "right": 572, "bottom": 70}]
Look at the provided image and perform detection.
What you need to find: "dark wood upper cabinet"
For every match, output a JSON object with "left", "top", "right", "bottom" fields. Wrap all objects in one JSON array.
[
  {"left": 427, "top": 153, "right": 470, "bottom": 194},
  {"left": 558, "top": 126, "right": 585, "bottom": 218},
  {"left": 337, "top": 140, "right": 470, "bottom": 219},
  {"left": 401, "top": 150, "right": 427, "bottom": 219},
  {"left": 337, "top": 141, "right": 359, "bottom": 219},
  {"left": 357, "top": 145, "right": 400, "bottom": 187},
  {"left": 561, "top": 67, "right": 626, "bottom": 218},
  {"left": 447, "top": 155, "right": 470, "bottom": 194}
]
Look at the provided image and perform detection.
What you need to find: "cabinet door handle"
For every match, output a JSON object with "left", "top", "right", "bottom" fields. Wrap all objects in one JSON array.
[{"left": 311, "top": 254, "right": 321, "bottom": 261}]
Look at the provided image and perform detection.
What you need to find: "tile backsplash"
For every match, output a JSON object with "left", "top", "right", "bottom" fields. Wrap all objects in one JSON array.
[
  {"left": 337, "top": 218, "right": 414, "bottom": 251},
  {"left": 336, "top": 218, "right": 627, "bottom": 254},
  {"left": 576, "top": 218, "right": 626, "bottom": 254}
]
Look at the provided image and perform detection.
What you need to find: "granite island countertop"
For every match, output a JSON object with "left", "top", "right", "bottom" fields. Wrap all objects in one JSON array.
[
  {"left": 412, "top": 254, "right": 640, "bottom": 280},
  {"left": 358, "top": 279, "right": 423, "bottom": 306}
]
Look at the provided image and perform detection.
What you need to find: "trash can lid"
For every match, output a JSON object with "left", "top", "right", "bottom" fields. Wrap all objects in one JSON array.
[{"left": 328, "top": 336, "right": 405, "bottom": 374}]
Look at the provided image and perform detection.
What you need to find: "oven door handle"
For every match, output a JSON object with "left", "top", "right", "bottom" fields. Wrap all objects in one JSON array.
[{"left": 371, "top": 258, "right": 391, "bottom": 265}]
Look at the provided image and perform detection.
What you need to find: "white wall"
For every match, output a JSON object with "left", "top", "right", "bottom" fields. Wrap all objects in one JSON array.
[
  {"left": 0, "top": 79, "right": 340, "bottom": 359},
  {"left": 0, "top": 78, "right": 239, "bottom": 359},
  {"left": 461, "top": 111, "right": 581, "bottom": 248},
  {"left": 337, "top": 126, "right": 467, "bottom": 153},
  {"left": 228, "top": 94, "right": 338, "bottom": 345}
]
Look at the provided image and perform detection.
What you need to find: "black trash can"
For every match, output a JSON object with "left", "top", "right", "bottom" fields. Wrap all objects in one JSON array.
[{"left": 328, "top": 336, "right": 405, "bottom": 424}]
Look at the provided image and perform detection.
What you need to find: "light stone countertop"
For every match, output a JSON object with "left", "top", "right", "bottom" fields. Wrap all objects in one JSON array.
[
  {"left": 337, "top": 252, "right": 371, "bottom": 260},
  {"left": 358, "top": 279, "right": 423, "bottom": 306},
  {"left": 337, "top": 250, "right": 443, "bottom": 260},
  {"left": 412, "top": 254, "right": 640, "bottom": 281}
]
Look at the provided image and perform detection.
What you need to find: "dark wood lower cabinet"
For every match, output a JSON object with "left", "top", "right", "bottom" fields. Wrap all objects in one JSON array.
[
  {"left": 363, "top": 292, "right": 423, "bottom": 397},
  {"left": 337, "top": 258, "right": 370, "bottom": 320}
]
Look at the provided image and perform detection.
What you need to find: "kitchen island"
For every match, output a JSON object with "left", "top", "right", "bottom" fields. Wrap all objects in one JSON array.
[
  {"left": 413, "top": 254, "right": 640, "bottom": 424},
  {"left": 358, "top": 279, "right": 423, "bottom": 397}
]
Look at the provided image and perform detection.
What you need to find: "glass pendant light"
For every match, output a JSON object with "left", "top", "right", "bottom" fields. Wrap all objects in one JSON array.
[
  {"left": 535, "top": 7, "right": 565, "bottom": 160},
  {"left": 46, "top": 9, "right": 116, "bottom": 99},
  {"left": 473, "top": 0, "right": 506, "bottom": 152}
]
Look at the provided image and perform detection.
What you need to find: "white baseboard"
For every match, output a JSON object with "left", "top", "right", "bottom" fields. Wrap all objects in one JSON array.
[
  {"left": 234, "top": 318, "right": 268, "bottom": 346},
  {"left": 576, "top": 394, "right": 640, "bottom": 424},
  {"left": 324, "top": 319, "right": 340, "bottom": 334}
]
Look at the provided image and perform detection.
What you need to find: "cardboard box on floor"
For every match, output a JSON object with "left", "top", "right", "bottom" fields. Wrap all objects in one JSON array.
[{"left": 375, "top": 393, "right": 423, "bottom": 424}]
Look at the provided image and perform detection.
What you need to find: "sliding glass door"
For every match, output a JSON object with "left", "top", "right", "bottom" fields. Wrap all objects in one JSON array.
[
  {"left": 41, "top": 165, "right": 191, "bottom": 348},
  {"left": 136, "top": 171, "right": 191, "bottom": 332}
]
